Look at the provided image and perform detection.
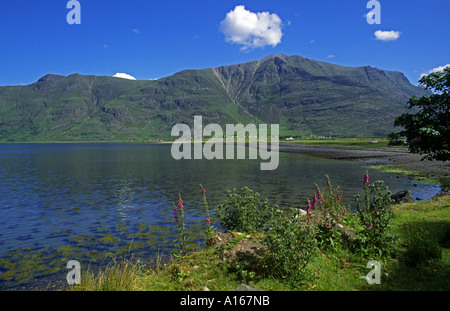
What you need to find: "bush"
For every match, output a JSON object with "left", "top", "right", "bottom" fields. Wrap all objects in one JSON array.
[
  {"left": 354, "top": 172, "right": 395, "bottom": 258},
  {"left": 307, "top": 175, "right": 348, "bottom": 249},
  {"left": 263, "top": 208, "right": 317, "bottom": 289},
  {"left": 217, "top": 187, "right": 277, "bottom": 233}
]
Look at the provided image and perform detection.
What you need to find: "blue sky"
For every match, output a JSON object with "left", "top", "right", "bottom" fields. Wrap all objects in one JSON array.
[{"left": 0, "top": 0, "right": 448, "bottom": 86}]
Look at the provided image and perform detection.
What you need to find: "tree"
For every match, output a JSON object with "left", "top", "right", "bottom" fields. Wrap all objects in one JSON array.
[
  {"left": 387, "top": 131, "right": 403, "bottom": 146},
  {"left": 394, "top": 66, "right": 450, "bottom": 161}
]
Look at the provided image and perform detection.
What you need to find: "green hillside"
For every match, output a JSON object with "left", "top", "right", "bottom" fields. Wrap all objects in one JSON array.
[{"left": 0, "top": 54, "right": 428, "bottom": 142}]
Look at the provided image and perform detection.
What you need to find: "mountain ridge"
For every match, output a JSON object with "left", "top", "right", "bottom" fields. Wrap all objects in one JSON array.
[{"left": 0, "top": 54, "right": 428, "bottom": 142}]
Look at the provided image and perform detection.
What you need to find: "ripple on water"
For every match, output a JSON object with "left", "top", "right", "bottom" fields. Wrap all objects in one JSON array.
[{"left": 0, "top": 143, "right": 442, "bottom": 289}]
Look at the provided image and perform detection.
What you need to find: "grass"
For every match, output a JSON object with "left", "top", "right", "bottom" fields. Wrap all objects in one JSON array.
[
  {"left": 282, "top": 137, "right": 401, "bottom": 149},
  {"left": 375, "top": 194, "right": 450, "bottom": 290},
  {"left": 367, "top": 164, "right": 449, "bottom": 188},
  {"left": 70, "top": 257, "right": 145, "bottom": 291},
  {"left": 68, "top": 194, "right": 450, "bottom": 292}
]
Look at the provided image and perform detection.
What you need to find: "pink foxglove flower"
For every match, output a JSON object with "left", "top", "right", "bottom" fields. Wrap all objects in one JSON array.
[
  {"left": 317, "top": 187, "right": 324, "bottom": 202},
  {"left": 312, "top": 195, "right": 318, "bottom": 208},
  {"left": 362, "top": 172, "right": 369, "bottom": 185}
]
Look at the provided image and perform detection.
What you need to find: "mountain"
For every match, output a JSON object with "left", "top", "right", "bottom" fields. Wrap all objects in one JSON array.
[{"left": 0, "top": 54, "right": 428, "bottom": 142}]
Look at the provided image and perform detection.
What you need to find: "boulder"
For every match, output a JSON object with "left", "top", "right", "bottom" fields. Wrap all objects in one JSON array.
[{"left": 391, "top": 190, "right": 415, "bottom": 204}]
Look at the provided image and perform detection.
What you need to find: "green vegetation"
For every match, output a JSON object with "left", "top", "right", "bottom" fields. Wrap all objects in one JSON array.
[
  {"left": 282, "top": 137, "right": 399, "bottom": 148},
  {"left": 394, "top": 66, "right": 450, "bottom": 161},
  {"left": 71, "top": 257, "right": 147, "bottom": 291},
  {"left": 68, "top": 174, "right": 450, "bottom": 291},
  {"left": 0, "top": 54, "right": 428, "bottom": 142},
  {"left": 263, "top": 208, "right": 317, "bottom": 288},
  {"left": 217, "top": 187, "right": 277, "bottom": 233},
  {"left": 367, "top": 164, "right": 441, "bottom": 185},
  {"left": 354, "top": 175, "right": 395, "bottom": 258}
]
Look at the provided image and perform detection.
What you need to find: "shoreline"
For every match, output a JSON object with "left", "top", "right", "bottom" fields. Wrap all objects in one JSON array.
[
  {"left": 278, "top": 143, "right": 450, "bottom": 186},
  {"left": 1, "top": 140, "right": 448, "bottom": 185},
  {"left": 1, "top": 141, "right": 448, "bottom": 291}
]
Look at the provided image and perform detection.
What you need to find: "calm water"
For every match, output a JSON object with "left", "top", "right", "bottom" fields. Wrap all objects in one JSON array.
[{"left": 0, "top": 143, "right": 441, "bottom": 289}]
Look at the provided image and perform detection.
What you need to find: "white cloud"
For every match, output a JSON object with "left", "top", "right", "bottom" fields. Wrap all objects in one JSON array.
[
  {"left": 421, "top": 64, "right": 450, "bottom": 77},
  {"left": 112, "top": 73, "right": 136, "bottom": 80},
  {"left": 427, "top": 64, "right": 450, "bottom": 74},
  {"left": 327, "top": 54, "right": 335, "bottom": 59},
  {"left": 374, "top": 30, "right": 401, "bottom": 41},
  {"left": 132, "top": 28, "right": 141, "bottom": 34},
  {"left": 219, "top": 5, "right": 283, "bottom": 51}
]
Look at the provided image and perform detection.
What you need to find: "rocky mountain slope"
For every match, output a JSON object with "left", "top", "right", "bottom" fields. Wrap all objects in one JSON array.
[{"left": 0, "top": 54, "right": 428, "bottom": 141}]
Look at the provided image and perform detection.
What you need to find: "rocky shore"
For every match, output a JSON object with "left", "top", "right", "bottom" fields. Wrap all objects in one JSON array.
[{"left": 278, "top": 143, "right": 450, "bottom": 186}]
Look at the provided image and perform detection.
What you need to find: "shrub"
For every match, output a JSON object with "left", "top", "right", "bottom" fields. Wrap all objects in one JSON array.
[
  {"left": 307, "top": 175, "right": 348, "bottom": 249},
  {"left": 217, "top": 187, "right": 277, "bottom": 233},
  {"left": 263, "top": 208, "right": 317, "bottom": 289},
  {"left": 354, "top": 172, "right": 395, "bottom": 258}
]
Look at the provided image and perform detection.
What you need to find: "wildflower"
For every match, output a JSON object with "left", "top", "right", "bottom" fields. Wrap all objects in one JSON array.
[
  {"left": 206, "top": 219, "right": 211, "bottom": 225},
  {"left": 172, "top": 203, "right": 178, "bottom": 220},
  {"left": 362, "top": 172, "right": 369, "bottom": 185},
  {"left": 337, "top": 215, "right": 341, "bottom": 222},
  {"left": 200, "top": 185, "right": 206, "bottom": 197},
  {"left": 327, "top": 223, "right": 331, "bottom": 228},
  {"left": 339, "top": 259, "right": 347, "bottom": 271},
  {"left": 368, "top": 223, "right": 373, "bottom": 230},
  {"left": 312, "top": 195, "right": 318, "bottom": 208},
  {"left": 178, "top": 197, "right": 183, "bottom": 208},
  {"left": 307, "top": 199, "right": 311, "bottom": 214},
  {"left": 317, "top": 187, "right": 324, "bottom": 202}
]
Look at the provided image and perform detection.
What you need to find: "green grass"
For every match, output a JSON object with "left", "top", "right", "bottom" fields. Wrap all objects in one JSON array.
[
  {"left": 367, "top": 164, "right": 450, "bottom": 187},
  {"left": 283, "top": 137, "right": 400, "bottom": 149},
  {"left": 68, "top": 194, "right": 450, "bottom": 291}
]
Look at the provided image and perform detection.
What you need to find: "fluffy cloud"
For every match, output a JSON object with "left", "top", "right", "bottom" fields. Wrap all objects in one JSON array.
[
  {"left": 112, "top": 73, "right": 136, "bottom": 80},
  {"left": 421, "top": 64, "right": 450, "bottom": 77},
  {"left": 219, "top": 5, "right": 283, "bottom": 51},
  {"left": 427, "top": 64, "right": 450, "bottom": 74},
  {"left": 374, "top": 30, "right": 401, "bottom": 41}
]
